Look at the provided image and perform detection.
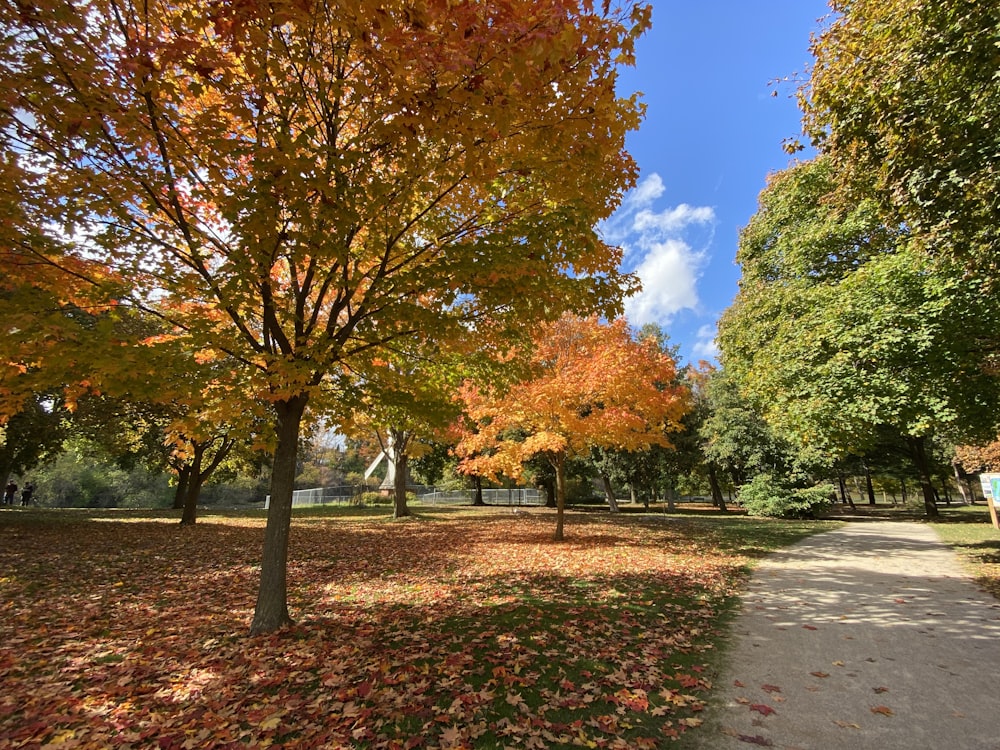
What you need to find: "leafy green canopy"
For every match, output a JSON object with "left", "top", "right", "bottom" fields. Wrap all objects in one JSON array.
[
  {"left": 805, "top": 0, "right": 1000, "bottom": 268},
  {"left": 719, "top": 157, "right": 1000, "bottom": 459}
]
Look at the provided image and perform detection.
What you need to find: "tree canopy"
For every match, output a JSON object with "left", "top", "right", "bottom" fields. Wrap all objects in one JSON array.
[
  {"left": 805, "top": 0, "right": 1000, "bottom": 270},
  {"left": 719, "top": 156, "right": 1000, "bottom": 515},
  {"left": 1, "top": 0, "right": 651, "bottom": 632},
  {"left": 456, "top": 314, "right": 689, "bottom": 539}
]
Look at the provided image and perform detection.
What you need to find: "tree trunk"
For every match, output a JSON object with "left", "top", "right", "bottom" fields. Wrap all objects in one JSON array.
[
  {"left": 180, "top": 444, "right": 206, "bottom": 526},
  {"left": 837, "top": 473, "right": 856, "bottom": 508},
  {"left": 665, "top": 483, "right": 677, "bottom": 512},
  {"left": 172, "top": 464, "right": 191, "bottom": 511},
  {"left": 907, "top": 436, "right": 940, "bottom": 518},
  {"left": 864, "top": 463, "right": 876, "bottom": 505},
  {"left": 707, "top": 463, "right": 726, "bottom": 511},
  {"left": 180, "top": 437, "right": 234, "bottom": 526},
  {"left": 541, "top": 476, "right": 556, "bottom": 508},
  {"left": 553, "top": 453, "right": 567, "bottom": 541},
  {"left": 393, "top": 449, "right": 410, "bottom": 519},
  {"left": 901, "top": 477, "right": 908, "bottom": 504},
  {"left": 250, "top": 395, "right": 307, "bottom": 635},
  {"left": 601, "top": 472, "right": 620, "bottom": 512},
  {"left": 473, "top": 475, "right": 486, "bottom": 506}
]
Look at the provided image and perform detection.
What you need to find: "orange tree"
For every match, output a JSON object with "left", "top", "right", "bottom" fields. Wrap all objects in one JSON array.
[
  {"left": 456, "top": 315, "right": 690, "bottom": 540},
  {"left": 0, "top": 0, "right": 649, "bottom": 633}
]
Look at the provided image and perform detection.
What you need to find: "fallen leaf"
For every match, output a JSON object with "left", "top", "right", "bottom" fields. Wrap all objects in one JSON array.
[
  {"left": 749, "top": 704, "right": 776, "bottom": 716},
  {"left": 832, "top": 661, "right": 845, "bottom": 667},
  {"left": 802, "top": 625, "right": 818, "bottom": 631},
  {"left": 871, "top": 706, "right": 894, "bottom": 716},
  {"left": 834, "top": 720, "right": 861, "bottom": 729},
  {"left": 761, "top": 684, "right": 781, "bottom": 694},
  {"left": 810, "top": 672, "right": 830, "bottom": 679},
  {"left": 873, "top": 687, "right": 889, "bottom": 694}
]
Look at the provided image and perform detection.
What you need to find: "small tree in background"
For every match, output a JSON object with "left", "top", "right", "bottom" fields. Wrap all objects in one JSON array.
[{"left": 456, "top": 315, "right": 690, "bottom": 540}]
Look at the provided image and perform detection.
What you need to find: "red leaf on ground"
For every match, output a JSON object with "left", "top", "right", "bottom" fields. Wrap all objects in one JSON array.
[{"left": 749, "top": 704, "right": 776, "bottom": 716}]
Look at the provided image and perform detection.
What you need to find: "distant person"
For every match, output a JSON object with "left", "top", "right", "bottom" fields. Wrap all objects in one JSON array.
[
  {"left": 3, "top": 481, "right": 16, "bottom": 505},
  {"left": 20, "top": 482, "right": 34, "bottom": 506}
]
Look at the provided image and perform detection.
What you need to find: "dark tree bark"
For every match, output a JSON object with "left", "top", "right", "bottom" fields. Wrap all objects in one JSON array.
[
  {"left": 601, "top": 472, "right": 619, "bottom": 512},
  {"left": 180, "top": 443, "right": 206, "bottom": 526},
  {"left": 180, "top": 436, "right": 235, "bottom": 526},
  {"left": 541, "top": 476, "right": 556, "bottom": 508},
  {"left": 907, "top": 436, "right": 940, "bottom": 518},
  {"left": 251, "top": 395, "right": 307, "bottom": 635},
  {"left": 707, "top": 463, "right": 726, "bottom": 511},
  {"left": 837, "top": 473, "right": 856, "bottom": 508},
  {"left": 473, "top": 475, "right": 486, "bottom": 506},
  {"left": 392, "top": 450, "right": 410, "bottom": 519},
  {"left": 172, "top": 464, "right": 191, "bottom": 510},
  {"left": 864, "top": 462, "right": 876, "bottom": 505},
  {"left": 952, "top": 458, "right": 975, "bottom": 505}
]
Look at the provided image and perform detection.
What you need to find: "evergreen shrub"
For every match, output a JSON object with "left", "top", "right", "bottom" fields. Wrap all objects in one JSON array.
[{"left": 737, "top": 474, "right": 834, "bottom": 518}]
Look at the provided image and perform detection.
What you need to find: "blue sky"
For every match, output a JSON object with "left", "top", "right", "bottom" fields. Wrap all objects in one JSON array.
[{"left": 605, "top": 1, "right": 831, "bottom": 364}]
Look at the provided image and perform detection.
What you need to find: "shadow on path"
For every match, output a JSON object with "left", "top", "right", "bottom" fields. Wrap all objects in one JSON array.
[{"left": 703, "top": 521, "right": 1000, "bottom": 750}]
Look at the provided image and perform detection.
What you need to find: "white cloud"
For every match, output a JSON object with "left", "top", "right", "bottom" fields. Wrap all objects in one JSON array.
[
  {"left": 633, "top": 204, "right": 716, "bottom": 235},
  {"left": 606, "top": 172, "right": 716, "bottom": 329},
  {"left": 692, "top": 325, "right": 721, "bottom": 361},
  {"left": 623, "top": 239, "right": 702, "bottom": 326},
  {"left": 626, "top": 172, "right": 666, "bottom": 209}
]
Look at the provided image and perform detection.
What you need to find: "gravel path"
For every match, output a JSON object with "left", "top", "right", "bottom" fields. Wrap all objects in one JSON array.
[{"left": 703, "top": 520, "right": 1000, "bottom": 749}]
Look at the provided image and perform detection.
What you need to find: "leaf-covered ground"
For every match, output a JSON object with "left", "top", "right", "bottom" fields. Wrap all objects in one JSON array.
[{"left": 0, "top": 506, "right": 823, "bottom": 749}]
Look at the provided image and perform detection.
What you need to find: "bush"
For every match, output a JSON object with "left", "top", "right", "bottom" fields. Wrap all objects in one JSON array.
[
  {"left": 737, "top": 474, "right": 834, "bottom": 519},
  {"left": 355, "top": 491, "right": 417, "bottom": 507}
]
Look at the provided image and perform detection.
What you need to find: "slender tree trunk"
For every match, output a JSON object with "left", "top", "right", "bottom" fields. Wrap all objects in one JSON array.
[
  {"left": 180, "top": 444, "right": 205, "bottom": 526},
  {"left": 901, "top": 477, "right": 908, "bottom": 504},
  {"left": 707, "top": 463, "right": 726, "bottom": 511},
  {"left": 907, "top": 436, "right": 940, "bottom": 518},
  {"left": 251, "top": 395, "right": 307, "bottom": 635},
  {"left": 864, "top": 463, "right": 876, "bottom": 505},
  {"left": 180, "top": 437, "right": 234, "bottom": 526},
  {"left": 473, "top": 475, "right": 486, "bottom": 506},
  {"left": 601, "top": 473, "right": 620, "bottom": 512},
  {"left": 553, "top": 453, "right": 567, "bottom": 541},
  {"left": 172, "top": 464, "right": 191, "bottom": 511},
  {"left": 954, "top": 466, "right": 973, "bottom": 503},
  {"left": 393, "top": 450, "right": 410, "bottom": 519},
  {"left": 541, "top": 476, "right": 556, "bottom": 508},
  {"left": 837, "top": 473, "right": 855, "bottom": 508},
  {"left": 665, "top": 483, "right": 677, "bottom": 512}
]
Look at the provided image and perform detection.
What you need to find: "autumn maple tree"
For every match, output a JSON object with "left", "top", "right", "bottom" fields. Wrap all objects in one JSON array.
[
  {"left": 1, "top": 0, "right": 650, "bottom": 632},
  {"left": 456, "top": 315, "right": 690, "bottom": 540}
]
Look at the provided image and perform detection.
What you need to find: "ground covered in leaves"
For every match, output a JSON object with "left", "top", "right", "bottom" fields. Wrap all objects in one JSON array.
[{"left": 0, "top": 506, "right": 824, "bottom": 749}]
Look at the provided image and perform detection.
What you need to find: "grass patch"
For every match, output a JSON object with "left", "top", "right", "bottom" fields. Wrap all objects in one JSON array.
[
  {"left": 0, "top": 505, "right": 833, "bottom": 748},
  {"left": 930, "top": 504, "right": 1000, "bottom": 599}
]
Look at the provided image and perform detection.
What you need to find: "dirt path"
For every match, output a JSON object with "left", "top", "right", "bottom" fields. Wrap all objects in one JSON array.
[{"left": 703, "top": 520, "right": 1000, "bottom": 749}]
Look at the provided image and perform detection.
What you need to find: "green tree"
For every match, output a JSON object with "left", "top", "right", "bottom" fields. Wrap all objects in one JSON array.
[
  {"left": 719, "top": 157, "right": 1000, "bottom": 517},
  {"left": 0, "top": 393, "right": 67, "bottom": 486},
  {"left": 805, "top": 0, "right": 1000, "bottom": 270}
]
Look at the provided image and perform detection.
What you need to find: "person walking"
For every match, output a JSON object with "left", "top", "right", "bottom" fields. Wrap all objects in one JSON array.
[
  {"left": 20, "top": 482, "right": 34, "bottom": 506},
  {"left": 3, "top": 480, "right": 16, "bottom": 505}
]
